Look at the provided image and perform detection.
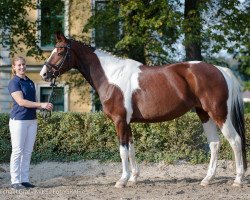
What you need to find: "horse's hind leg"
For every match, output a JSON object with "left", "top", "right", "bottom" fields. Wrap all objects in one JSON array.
[
  {"left": 220, "top": 118, "right": 245, "bottom": 186},
  {"left": 196, "top": 108, "right": 220, "bottom": 186},
  {"left": 200, "top": 118, "right": 220, "bottom": 186}
]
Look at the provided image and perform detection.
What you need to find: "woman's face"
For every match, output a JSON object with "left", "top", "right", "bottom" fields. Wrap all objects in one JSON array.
[{"left": 13, "top": 59, "right": 26, "bottom": 78}]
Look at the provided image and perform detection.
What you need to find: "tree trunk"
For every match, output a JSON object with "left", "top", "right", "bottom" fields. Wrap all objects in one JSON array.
[{"left": 184, "top": 0, "right": 203, "bottom": 61}]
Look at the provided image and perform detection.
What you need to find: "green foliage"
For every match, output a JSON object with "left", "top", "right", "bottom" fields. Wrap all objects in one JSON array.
[
  {"left": 34, "top": 112, "right": 119, "bottom": 162},
  {"left": 132, "top": 113, "right": 207, "bottom": 163},
  {"left": 84, "top": 0, "right": 182, "bottom": 64},
  {"left": 202, "top": 0, "right": 249, "bottom": 53},
  {"left": 245, "top": 103, "right": 250, "bottom": 114},
  {"left": 84, "top": 0, "right": 249, "bottom": 74},
  {"left": 0, "top": 0, "right": 42, "bottom": 58},
  {"left": 0, "top": 113, "right": 11, "bottom": 162},
  {"left": 0, "top": 112, "right": 249, "bottom": 165},
  {"left": 239, "top": 44, "right": 250, "bottom": 80},
  {"left": 243, "top": 82, "right": 250, "bottom": 91}
]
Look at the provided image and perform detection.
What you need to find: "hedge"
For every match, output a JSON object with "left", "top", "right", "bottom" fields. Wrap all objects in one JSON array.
[{"left": 0, "top": 112, "right": 249, "bottom": 164}]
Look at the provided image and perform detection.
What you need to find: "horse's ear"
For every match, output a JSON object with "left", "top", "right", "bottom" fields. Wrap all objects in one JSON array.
[{"left": 55, "top": 31, "right": 67, "bottom": 42}]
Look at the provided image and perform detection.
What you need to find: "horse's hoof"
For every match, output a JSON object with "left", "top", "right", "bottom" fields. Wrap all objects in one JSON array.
[
  {"left": 200, "top": 181, "right": 209, "bottom": 187},
  {"left": 115, "top": 181, "right": 126, "bottom": 188},
  {"left": 128, "top": 175, "right": 138, "bottom": 183},
  {"left": 232, "top": 182, "right": 242, "bottom": 187},
  {"left": 128, "top": 180, "right": 137, "bottom": 186}
]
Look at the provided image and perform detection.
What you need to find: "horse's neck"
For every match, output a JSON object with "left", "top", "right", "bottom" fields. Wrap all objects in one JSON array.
[
  {"left": 91, "top": 50, "right": 143, "bottom": 100},
  {"left": 76, "top": 48, "right": 108, "bottom": 93},
  {"left": 77, "top": 48, "right": 143, "bottom": 101}
]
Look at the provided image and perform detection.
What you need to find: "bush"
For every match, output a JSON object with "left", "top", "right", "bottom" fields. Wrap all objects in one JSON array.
[
  {"left": 0, "top": 113, "right": 12, "bottom": 162},
  {"left": 0, "top": 112, "right": 249, "bottom": 164},
  {"left": 245, "top": 102, "right": 250, "bottom": 114}
]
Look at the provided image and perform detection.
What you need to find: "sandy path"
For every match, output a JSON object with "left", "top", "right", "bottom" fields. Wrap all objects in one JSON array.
[{"left": 0, "top": 160, "right": 249, "bottom": 200}]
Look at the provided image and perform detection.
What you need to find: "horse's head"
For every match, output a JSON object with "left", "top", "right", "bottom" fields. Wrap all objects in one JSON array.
[{"left": 40, "top": 32, "right": 75, "bottom": 82}]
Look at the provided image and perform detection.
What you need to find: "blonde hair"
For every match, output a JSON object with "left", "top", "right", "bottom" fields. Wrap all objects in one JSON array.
[{"left": 11, "top": 56, "right": 26, "bottom": 77}]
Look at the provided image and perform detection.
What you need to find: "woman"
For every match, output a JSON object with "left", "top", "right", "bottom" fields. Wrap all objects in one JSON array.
[{"left": 8, "top": 56, "right": 53, "bottom": 190}]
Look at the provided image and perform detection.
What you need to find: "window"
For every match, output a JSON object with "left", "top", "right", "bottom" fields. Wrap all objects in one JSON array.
[
  {"left": 40, "top": 0, "right": 65, "bottom": 49},
  {"left": 92, "top": 1, "right": 120, "bottom": 111},
  {"left": 40, "top": 86, "right": 66, "bottom": 111},
  {"left": 91, "top": 88, "right": 102, "bottom": 112}
]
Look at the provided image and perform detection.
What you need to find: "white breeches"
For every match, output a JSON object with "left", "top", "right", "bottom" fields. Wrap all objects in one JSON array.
[{"left": 9, "top": 119, "right": 37, "bottom": 184}]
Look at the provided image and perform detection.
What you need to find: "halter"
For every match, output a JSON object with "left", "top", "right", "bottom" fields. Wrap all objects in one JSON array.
[
  {"left": 44, "top": 40, "right": 71, "bottom": 79},
  {"left": 42, "top": 41, "right": 71, "bottom": 120}
]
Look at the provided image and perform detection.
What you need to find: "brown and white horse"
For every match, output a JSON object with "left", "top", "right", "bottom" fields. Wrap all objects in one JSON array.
[{"left": 40, "top": 33, "right": 247, "bottom": 187}]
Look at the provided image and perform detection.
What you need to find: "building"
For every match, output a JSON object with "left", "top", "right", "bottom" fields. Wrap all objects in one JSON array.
[{"left": 0, "top": 0, "right": 110, "bottom": 113}]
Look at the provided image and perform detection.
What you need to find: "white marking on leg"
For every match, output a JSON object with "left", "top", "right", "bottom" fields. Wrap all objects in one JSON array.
[
  {"left": 115, "top": 145, "right": 130, "bottom": 188},
  {"left": 94, "top": 50, "right": 142, "bottom": 123},
  {"left": 201, "top": 119, "right": 220, "bottom": 186},
  {"left": 128, "top": 143, "right": 139, "bottom": 183},
  {"left": 221, "top": 118, "right": 245, "bottom": 186}
]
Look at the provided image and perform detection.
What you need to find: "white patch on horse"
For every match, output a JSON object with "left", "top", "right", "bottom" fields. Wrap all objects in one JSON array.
[
  {"left": 128, "top": 143, "right": 139, "bottom": 182},
  {"left": 201, "top": 119, "right": 220, "bottom": 185},
  {"left": 40, "top": 48, "right": 57, "bottom": 78},
  {"left": 188, "top": 61, "right": 202, "bottom": 64},
  {"left": 214, "top": 65, "right": 235, "bottom": 111},
  {"left": 94, "top": 50, "right": 142, "bottom": 124},
  {"left": 120, "top": 145, "right": 130, "bottom": 179}
]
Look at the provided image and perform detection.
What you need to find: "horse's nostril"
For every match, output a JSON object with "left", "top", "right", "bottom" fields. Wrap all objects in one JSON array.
[{"left": 43, "top": 73, "right": 47, "bottom": 77}]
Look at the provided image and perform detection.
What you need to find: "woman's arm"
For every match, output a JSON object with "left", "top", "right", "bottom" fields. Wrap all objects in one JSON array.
[{"left": 11, "top": 91, "right": 53, "bottom": 110}]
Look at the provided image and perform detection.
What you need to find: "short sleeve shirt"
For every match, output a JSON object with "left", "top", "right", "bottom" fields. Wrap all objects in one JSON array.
[{"left": 8, "top": 75, "right": 37, "bottom": 120}]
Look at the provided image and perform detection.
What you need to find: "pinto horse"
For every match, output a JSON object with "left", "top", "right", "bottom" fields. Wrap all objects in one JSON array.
[{"left": 40, "top": 33, "right": 247, "bottom": 188}]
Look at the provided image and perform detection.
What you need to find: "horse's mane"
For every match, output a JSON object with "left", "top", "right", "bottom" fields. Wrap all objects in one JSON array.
[{"left": 71, "top": 38, "right": 127, "bottom": 60}]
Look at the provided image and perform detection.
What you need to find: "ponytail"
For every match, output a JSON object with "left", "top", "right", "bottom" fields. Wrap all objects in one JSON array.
[{"left": 11, "top": 68, "right": 15, "bottom": 77}]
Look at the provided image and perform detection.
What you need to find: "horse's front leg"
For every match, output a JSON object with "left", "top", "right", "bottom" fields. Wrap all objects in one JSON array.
[
  {"left": 115, "top": 144, "right": 130, "bottom": 188},
  {"left": 128, "top": 142, "right": 140, "bottom": 184},
  {"left": 114, "top": 120, "right": 139, "bottom": 188},
  {"left": 113, "top": 119, "right": 130, "bottom": 188},
  {"left": 115, "top": 142, "right": 140, "bottom": 187}
]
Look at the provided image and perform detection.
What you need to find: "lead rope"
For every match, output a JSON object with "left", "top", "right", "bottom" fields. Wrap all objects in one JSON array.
[{"left": 41, "top": 78, "right": 57, "bottom": 120}]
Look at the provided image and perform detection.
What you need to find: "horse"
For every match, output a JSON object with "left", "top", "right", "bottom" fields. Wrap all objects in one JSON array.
[{"left": 40, "top": 32, "right": 247, "bottom": 188}]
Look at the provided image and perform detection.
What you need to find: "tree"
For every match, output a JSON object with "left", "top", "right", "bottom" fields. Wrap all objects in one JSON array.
[
  {"left": 84, "top": 0, "right": 249, "bottom": 71},
  {"left": 183, "top": 0, "right": 202, "bottom": 61},
  {"left": 84, "top": 0, "right": 182, "bottom": 64},
  {"left": 238, "top": 44, "right": 250, "bottom": 79},
  {"left": 0, "top": 0, "right": 42, "bottom": 58}
]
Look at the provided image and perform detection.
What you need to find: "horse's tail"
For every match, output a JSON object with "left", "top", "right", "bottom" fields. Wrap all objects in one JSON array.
[
  {"left": 230, "top": 72, "right": 247, "bottom": 170},
  {"left": 218, "top": 67, "right": 247, "bottom": 170}
]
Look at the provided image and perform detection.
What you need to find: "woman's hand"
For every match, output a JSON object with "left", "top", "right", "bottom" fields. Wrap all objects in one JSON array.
[
  {"left": 41, "top": 103, "right": 53, "bottom": 111},
  {"left": 11, "top": 91, "right": 53, "bottom": 110}
]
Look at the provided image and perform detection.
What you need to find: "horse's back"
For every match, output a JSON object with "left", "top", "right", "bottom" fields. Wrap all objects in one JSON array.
[{"left": 131, "top": 61, "right": 228, "bottom": 123}]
